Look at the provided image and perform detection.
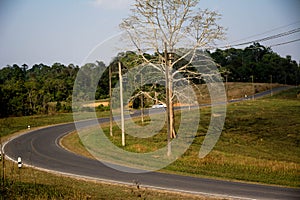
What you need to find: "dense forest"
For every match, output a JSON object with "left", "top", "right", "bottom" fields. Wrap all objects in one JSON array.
[
  {"left": 0, "top": 43, "right": 299, "bottom": 117},
  {"left": 210, "top": 43, "right": 299, "bottom": 84},
  {"left": 0, "top": 63, "right": 79, "bottom": 117}
]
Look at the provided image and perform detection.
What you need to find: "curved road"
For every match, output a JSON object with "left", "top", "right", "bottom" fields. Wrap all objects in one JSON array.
[{"left": 3, "top": 86, "right": 300, "bottom": 200}]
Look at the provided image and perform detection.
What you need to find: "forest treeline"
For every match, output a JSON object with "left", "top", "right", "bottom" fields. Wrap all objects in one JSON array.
[
  {"left": 210, "top": 43, "right": 299, "bottom": 84},
  {"left": 0, "top": 43, "right": 299, "bottom": 117}
]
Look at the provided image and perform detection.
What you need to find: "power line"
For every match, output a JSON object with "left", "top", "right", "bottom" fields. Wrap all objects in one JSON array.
[
  {"left": 218, "top": 27, "right": 300, "bottom": 48},
  {"left": 228, "top": 20, "right": 300, "bottom": 44},
  {"left": 256, "top": 28, "right": 300, "bottom": 43},
  {"left": 269, "top": 38, "right": 300, "bottom": 47}
]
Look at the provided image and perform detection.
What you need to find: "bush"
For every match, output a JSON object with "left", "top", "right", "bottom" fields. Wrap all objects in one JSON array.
[{"left": 96, "top": 104, "right": 109, "bottom": 112}]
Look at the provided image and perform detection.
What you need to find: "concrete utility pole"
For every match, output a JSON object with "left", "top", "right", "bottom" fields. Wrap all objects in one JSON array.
[
  {"left": 251, "top": 75, "right": 255, "bottom": 100},
  {"left": 140, "top": 74, "right": 144, "bottom": 124},
  {"left": 109, "top": 65, "right": 113, "bottom": 137},
  {"left": 225, "top": 74, "right": 228, "bottom": 102},
  {"left": 188, "top": 74, "right": 191, "bottom": 111},
  {"left": 119, "top": 62, "right": 125, "bottom": 146},
  {"left": 270, "top": 75, "right": 273, "bottom": 96}
]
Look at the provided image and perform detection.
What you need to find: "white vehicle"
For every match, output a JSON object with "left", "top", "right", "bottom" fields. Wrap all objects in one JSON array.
[{"left": 151, "top": 103, "right": 167, "bottom": 109}]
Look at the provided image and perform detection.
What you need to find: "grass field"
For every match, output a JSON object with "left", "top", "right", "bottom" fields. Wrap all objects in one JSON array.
[
  {"left": 62, "top": 87, "right": 300, "bottom": 187},
  {"left": 168, "top": 96, "right": 300, "bottom": 186},
  {"left": 0, "top": 82, "right": 281, "bottom": 140},
  {"left": 1, "top": 160, "right": 217, "bottom": 200},
  {"left": 0, "top": 84, "right": 299, "bottom": 199}
]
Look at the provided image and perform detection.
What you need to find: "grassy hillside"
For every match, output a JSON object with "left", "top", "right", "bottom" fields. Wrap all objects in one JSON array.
[
  {"left": 0, "top": 84, "right": 299, "bottom": 199},
  {"left": 0, "top": 82, "right": 281, "bottom": 139},
  {"left": 194, "top": 82, "right": 282, "bottom": 104},
  {"left": 167, "top": 90, "right": 300, "bottom": 186},
  {"left": 63, "top": 87, "right": 300, "bottom": 187}
]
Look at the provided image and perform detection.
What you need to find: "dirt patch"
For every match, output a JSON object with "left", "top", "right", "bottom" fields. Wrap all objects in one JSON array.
[
  {"left": 84, "top": 101, "right": 109, "bottom": 107},
  {"left": 227, "top": 82, "right": 281, "bottom": 100}
]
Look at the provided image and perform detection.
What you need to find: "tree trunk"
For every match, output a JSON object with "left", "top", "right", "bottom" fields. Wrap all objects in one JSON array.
[
  {"left": 140, "top": 74, "right": 144, "bottom": 124},
  {"left": 165, "top": 43, "right": 177, "bottom": 156},
  {"left": 165, "top": 44, "right": 171, "bottom": 156},
  {"left": 168, "top": 77, "right": 176, "bottom": 139}
]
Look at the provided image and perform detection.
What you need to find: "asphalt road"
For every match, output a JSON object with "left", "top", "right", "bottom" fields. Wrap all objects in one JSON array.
[{"left": 3, "top": 86, "right": 300, "bottom": 200}]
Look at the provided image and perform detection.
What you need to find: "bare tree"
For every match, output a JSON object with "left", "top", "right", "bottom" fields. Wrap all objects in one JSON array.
[{"left": 120, "top": 0, "right": 225, "bottom": 154}]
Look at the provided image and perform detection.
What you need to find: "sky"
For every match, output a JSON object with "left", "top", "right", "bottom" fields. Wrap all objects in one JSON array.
[{"left": 0, "top": 0, "right": 299, "bottom": 68}]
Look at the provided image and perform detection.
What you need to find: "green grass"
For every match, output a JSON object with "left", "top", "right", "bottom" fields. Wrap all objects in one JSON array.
[
  {"left": 1, "top": 85, "right": 299, "bottom": 199},
  {"left": 0, "top": 111, "right": 112, "bottom": 140},
  {"left": 170, "top": 88, "right": 300, "bottom": 186},
  {"left": 0, "top": 114, "right": 72, "bottom": 139},
  {"left": 1, "top": 160, "right": 212, "bottom": 200},
  {"left": 0, "top": 102, "right": 221, "bottom": 200},
  {"left": 64, "top": 87, "right": 300, "bottom": 187}
]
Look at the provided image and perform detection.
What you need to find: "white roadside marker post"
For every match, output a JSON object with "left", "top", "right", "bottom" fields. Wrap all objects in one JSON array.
[
  {"left": 17, "top": 156, "right": 22, "bottom": 181},
  {"left": 17, "top": 157, "right": 22, "bottom": 168}
]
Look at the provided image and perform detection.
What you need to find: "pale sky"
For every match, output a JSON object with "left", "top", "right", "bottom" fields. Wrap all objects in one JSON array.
[{"left": 0, "top": 0, "right": 299, "bottom": 68}]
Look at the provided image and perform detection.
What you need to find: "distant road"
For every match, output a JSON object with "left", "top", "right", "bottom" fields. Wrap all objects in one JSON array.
[
  {"left": 227, "top": 85, "right": 296, "bottom": 103},
  {"left": 3, "top": 86, "right": 300, "bottom": 200}
]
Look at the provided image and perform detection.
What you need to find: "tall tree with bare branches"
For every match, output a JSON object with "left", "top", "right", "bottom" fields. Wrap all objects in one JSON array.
[{"left": 120, "top": 0, "right": 225, "bottom": 155}]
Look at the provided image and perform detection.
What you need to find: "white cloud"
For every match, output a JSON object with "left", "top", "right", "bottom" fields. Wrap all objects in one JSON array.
[{"left": 92, "top": 0, "right": 132, "bottom": 10}]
